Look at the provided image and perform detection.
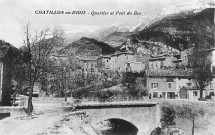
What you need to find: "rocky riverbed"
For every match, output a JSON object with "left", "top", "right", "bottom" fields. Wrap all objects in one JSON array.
[{"left": 1, "top": 98, "right": 215, "bottom": 135}]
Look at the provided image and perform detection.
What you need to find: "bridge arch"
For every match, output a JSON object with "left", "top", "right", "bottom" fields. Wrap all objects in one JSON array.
[
  {"left": 92, "top": 114, "right": 144, "bottom": 132},
  {"left": 76, "top": 102, "right": 161, "bottom": 135},
  {"left": 92, "top": 115, "right": 139, "bottom": 135},
  {"left": 92, "top": 114, "right": 139, "bottom": 128},
  {"left": 92, "top": 115, "right": 157, "bottom": 135}
]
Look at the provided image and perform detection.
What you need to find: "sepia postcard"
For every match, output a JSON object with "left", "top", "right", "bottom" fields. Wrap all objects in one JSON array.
[{"left": 0, "top": 0, "right": 215, "bottom": 135}]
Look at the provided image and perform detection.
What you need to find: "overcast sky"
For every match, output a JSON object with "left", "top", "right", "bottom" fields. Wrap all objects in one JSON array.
[{"left": 0, "top": 0, "right": 208, "bottom": 47}]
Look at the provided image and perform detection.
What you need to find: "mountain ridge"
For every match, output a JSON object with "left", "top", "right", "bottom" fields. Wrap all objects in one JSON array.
[{"left": 58, "top": 37, "right": 115, "bottom": 57}]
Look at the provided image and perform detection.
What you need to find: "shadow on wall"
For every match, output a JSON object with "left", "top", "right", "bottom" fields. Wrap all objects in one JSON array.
[{"left": 0, "top": 113, "right": 10, "bottom": 120}]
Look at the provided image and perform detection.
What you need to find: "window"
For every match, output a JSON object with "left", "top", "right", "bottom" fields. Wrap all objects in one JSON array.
[
  {"left": 210, "top": 92, "right": 214, "bottom": 96},
  {"left": 167, "top": 92, "right": 175, "bottom": 99},
  {"left": 210, "top": 82, "right": 213, "bottom": 89},
  {"left": 153, "top": 92, "right": 158, "bottom": 98},
  {"left": 162, "top": 92, "right": 166, "bottom": 98},
  {"left": 193, "top": 92, "right": 198, "bottom": 96},
  {"left": 151, "top": 83, "right": 158, "bottom": 89},
  {"left": 161, "top": 62, "right": 163, "bottom": 66},
  {"left": 186, "top": 83, "right": 192, "bottom": 86},
  {"left": 168, "top": 83, "right": 172, "bottom": 89},
  {"left": 166, "top": 78, "right": 174, "bottom": 82}
]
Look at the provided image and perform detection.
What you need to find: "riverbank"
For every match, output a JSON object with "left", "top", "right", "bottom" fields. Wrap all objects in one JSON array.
[
  {"left": 0, "top": 98, "right": 97, "bottom": 135},
  {"left": 1, "top": 98, "right": 215, "bottom": 135}
]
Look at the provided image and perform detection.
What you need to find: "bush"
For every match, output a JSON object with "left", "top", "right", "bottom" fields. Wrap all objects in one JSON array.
[
  {"left": 72, "top": 88, "right": 90, "bottom": 99},
  {"left": 161, "top": 107, "right": 176, "bottom": 128},
  {"left": 150, "top": 127, "right": 162, "bottom": 135},
  {"left": 96, "top": 90, "right": 113, "bottom": 102}
]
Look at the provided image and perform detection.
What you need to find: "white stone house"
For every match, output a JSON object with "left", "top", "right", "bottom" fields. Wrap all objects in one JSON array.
[
  {"left": 109, "top": 52, "right": 136, "bottom": 72},
  {"left": 127, "top": 61, "right": 145, "bottom": 73},
  {"left": 149, "top": 54, "right": 177, "bottom": 70},
  {"left": 147, "top": 69, "right": 215, "bottom": 100}
]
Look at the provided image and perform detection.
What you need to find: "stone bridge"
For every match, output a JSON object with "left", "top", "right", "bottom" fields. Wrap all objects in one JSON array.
[{"left": 75, "top": 102, "right": 161, "bottom": 135}]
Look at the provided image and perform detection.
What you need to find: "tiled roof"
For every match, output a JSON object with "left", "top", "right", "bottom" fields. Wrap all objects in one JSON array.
[
  {"left": 147, "top": 69, "right": 193, "bottom": 77},
  {"left": 76, "top": 55, "right": 99, "bottom": 61},
  {"left": 101, "top": 55, "right": 111, "bottom": 58},
  {"left": 172, "top": 59, "right": 182, "bottom": 63},
  {"left": 149, "top": 57, "right": 166, "bottom": 61},
  {"left": 112, "top": 52, "right": 134, "bottom": 56}
]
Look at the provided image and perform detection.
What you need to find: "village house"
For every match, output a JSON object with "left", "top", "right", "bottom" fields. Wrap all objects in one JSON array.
[
  {"left": 149, "top": 57, "right": 165, "bottom": 70},
  {"left": 179, "top": 47, "right": 194, "bottom": 67},
  {"left": 126, "top": 54, "right": 149, "bottom": 73},
  {"left": 75, "top": 56, "right": 100, "bottom": 79},
  {"left": 0, "top": 61, "right": 3, "bottom": 103},
  {"left": 0, "top": 41, "right": 22, "bottom": 106},
  {"left": 149, "top": 53, "right": 177, "bottom": 70},
  {"left": 22, "top": 82, "right": 41, "bottom": 97},
  {"left": 100, "top": 52, "right": 149, "bottom": 73},
  {"left": 207, "top": 48, "right": 215, "bottom": 72},
  {"left": 147, "top": 69, "right": 215, "bottom": 100},
  {"left": 179, "top": 47, "right": 215, "bottom": 70},
  {"left": 127, "top": 61, "right": 145, "bottom": 73},
  {"left": 99, "top": 55, "right": 111, "bottom": 71},
  {"left": 109, "top": 52, "right": 136, "bottom": 72},
  {"left": 76, "top": 56, "right": 99, "bottom": 73},
  {"left": 172, "top": 54, "right": 183, "bottom": 68},
  {"left": 49, "top": 55, "right": 69, "bottom": 65}
]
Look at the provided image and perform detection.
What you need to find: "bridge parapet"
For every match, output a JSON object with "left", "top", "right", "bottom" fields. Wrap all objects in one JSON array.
[
  {"left": 75, "top": 102, "right": 161, "bottom": 135},
  {"left": 74, "top": 96, "right": 149, "bottom": 105}
]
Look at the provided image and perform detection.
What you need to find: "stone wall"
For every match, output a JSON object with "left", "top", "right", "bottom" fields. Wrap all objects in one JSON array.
[{"left": 77, "top": 103, "right": 161, "bottom": 135}]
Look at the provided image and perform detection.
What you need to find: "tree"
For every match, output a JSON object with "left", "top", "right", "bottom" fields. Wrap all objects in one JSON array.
[
  {"left": 176, "top": 104, "right": 205, "bottom": 135},
  {"left": 97, "top": 90, "right": 113, "bottom": 102},
  {"left": 161, "top": 107, "right": 176, "bottom": 128},
  {"left": 191, "top": 48, "right": 212, "bottom": 100},
  {"left": 21, "top": 22, "right": 64, "bottom": 116},
  {"left": 122, "top": 71, "right": 146, "bottom": 97}
]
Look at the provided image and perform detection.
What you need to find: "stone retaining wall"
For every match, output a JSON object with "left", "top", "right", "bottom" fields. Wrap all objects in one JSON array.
[{"left": 32, "top": 97, "right": 74, "bottom": 103}]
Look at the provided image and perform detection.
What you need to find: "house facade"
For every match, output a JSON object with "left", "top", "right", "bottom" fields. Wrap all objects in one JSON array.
[
  {"left": 0, "top": 62, "right": 3, "bottom": 100},
  {"left": 99, "top": 55, "right": 111, "bottom": 71},
  {"left": 99, "top": 52, "right": 149, "bottom": 73},
  {"left": 147, "top": 69, "right": 214, "bottom": 100},
  {"left": 180, "top": 47, "right": 194, "bottom": 67},
  {"left": 149, "top": 54, "right": 177, "bottom": 70},
  {"left": 22, "top": 82, "right": 41, "bottom": 97},
  {"left": 110, "top": 52, "right": 136, "bottom": 72},
  {"left": 0, "top": 41, "right": 22, "bottom": 106},
  {"left": 127, "top": 61, "right": 145, "bottom": 73}
]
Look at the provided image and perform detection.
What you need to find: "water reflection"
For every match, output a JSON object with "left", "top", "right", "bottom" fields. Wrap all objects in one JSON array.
[{"left": 99, "top": 119, "right": 138, "bottom": 135}]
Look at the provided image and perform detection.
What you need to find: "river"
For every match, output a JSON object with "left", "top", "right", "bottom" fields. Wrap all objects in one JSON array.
[{"left": 99, "top": 119, "right": 138, "bottom": 135}]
